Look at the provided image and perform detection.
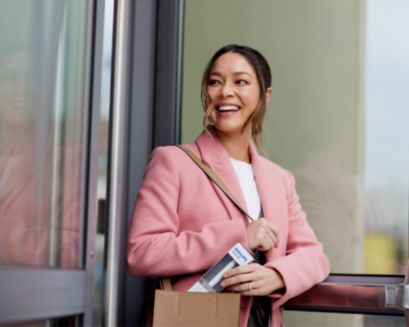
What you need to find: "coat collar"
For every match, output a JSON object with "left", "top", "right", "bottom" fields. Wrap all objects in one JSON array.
[
  {"left": 194, "top": 128, "right": 270, "bottom": 168},
  {"left": 194, "top": 129, "right": 277, "bottom": 219}
]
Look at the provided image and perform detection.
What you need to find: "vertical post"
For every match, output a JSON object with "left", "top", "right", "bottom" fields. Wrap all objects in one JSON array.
[
  {"left": 153, "top": 0, "right": 185, "bottom": 146},
  {"left": 105, "top": 0, "right": 132, "bottom": 326}
]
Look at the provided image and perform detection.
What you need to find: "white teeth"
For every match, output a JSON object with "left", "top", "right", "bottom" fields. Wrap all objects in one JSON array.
[{"left": 218, "top": 105, "right": 239, "bottom": 111}]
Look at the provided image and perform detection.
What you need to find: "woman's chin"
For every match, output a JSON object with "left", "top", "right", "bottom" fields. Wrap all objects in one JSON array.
[{"left": 213, "top": 126, "right": 248, "bottom": 138}]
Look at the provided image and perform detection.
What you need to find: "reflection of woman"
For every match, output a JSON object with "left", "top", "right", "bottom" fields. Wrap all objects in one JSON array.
[
  {"left": 127, "top": 45, "right": 330, "bottom": 326},
  {"left": 0, "top": 46, "right": 80, "bottom": 268},
  {"left": 0, "top": 46, "right": 36, "bottom": 155}
]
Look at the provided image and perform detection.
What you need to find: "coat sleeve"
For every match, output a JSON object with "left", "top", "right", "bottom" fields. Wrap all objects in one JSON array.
[
  {"left": 266, "top": 170, "right": 330, "bottom": 308},
  {"left": 127, "top": 147, "right": 249, "bottom": 277}
]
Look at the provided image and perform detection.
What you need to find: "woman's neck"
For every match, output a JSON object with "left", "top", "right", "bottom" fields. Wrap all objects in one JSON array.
[{"left": 214, "top": 128, "right": 252, "bottom": 163}]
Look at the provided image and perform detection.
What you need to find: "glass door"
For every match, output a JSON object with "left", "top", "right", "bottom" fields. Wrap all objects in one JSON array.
[
  {"left": 0, "top": 0, "right": 105, "bottom": 325},
  {"left": 180, "top": 0, "right": 409, "bottom": 325}
]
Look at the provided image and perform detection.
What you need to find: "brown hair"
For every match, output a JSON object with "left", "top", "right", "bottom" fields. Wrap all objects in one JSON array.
[{"left": 200, "top": 44, "right": 272, "bottom": 150}]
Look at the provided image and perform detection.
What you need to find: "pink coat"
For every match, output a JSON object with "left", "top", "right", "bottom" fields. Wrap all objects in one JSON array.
[
  {"left": 127, "top": 131, "right": 330, "bottom": 327},
  {"left": 0, "top": 145, "right": 81, "bottom": 268}
]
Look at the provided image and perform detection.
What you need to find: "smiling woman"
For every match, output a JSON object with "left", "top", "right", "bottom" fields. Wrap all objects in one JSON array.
[
  {"left": 207, "top": 52, "right": 265, "bottom": 161},
  {"left": 201, "top": 45, "right": 272, "bottom": 155},
  {"left": 127, "top": 44, "right": 329, "bottom": 327}
]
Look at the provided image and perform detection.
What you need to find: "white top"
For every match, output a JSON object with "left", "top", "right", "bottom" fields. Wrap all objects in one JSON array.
[{"left": 230, "top": 158, "right": 261, "bottom": 221}]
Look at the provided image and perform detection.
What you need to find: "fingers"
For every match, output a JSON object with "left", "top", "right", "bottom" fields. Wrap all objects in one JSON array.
[
  {"left": 268, "top": 225, "right": 280, "bottom": 246},
  {"left": 225, "top": 281, "right": 261, "bottom": 295},
  {"left": 221, "top": 264, "right": 284, "bottom": 296},
  {"left": 256, "top": 226, "right": 278, "bottom": 251},
  {"left": 222, "top": 264, "right": 266, "bottom": 296},
  {"left": 221, "top": 264, "right": 258, "bottom": 291},
  {"left": 246, "top": 218, "right": 279, "bottom": 251}
]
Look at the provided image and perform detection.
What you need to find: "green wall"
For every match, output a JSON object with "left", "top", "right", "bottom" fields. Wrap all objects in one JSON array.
[{"left": 182, "top": 0, "right": 364, "bottom": 173}]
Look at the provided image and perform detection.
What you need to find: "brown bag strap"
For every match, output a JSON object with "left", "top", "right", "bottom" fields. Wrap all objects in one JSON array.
[
  {"left": 176, "top": 145, "right": 253, "bottom": 221},
  {"left": 159, "top": 278, "right": 172, "bottom": 291}
]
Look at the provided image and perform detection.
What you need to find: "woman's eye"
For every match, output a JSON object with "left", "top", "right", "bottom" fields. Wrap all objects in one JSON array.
[
  {"left": 208, "top": 79, "right": 221, "bottom": 86},
  {"left": 236, "top": 79, "right": 248, "bottom": 85}
]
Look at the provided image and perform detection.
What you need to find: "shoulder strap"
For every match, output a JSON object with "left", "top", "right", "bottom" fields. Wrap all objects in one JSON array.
[{"left": 176, "top": 145, "right": 253, "bottom": 221}]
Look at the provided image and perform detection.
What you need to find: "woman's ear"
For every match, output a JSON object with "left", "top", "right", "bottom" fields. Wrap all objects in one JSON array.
[{"left": 264, "top": 87, "right": 272, "bottom": 104}]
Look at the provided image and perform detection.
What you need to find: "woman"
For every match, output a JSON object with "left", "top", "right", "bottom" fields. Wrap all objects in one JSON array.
[{"left": 127, "top": 44, "right": 330, "bottom": 326}]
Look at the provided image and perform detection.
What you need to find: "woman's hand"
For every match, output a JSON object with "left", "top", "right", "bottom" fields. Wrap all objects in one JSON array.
[
  {"left": 246, "top": 218, "right": 279, "bottom": 251},
  {"left": 221, "top": 263, "right": 285, "bottom": 296}
]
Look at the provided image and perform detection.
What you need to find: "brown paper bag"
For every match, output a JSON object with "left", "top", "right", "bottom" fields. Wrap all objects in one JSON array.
[{"left": 152, "top": 279, "right": 241, "bottom": 327}]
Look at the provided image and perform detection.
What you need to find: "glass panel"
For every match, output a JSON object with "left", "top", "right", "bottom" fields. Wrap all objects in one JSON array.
[
  {"left": 363, "top": 0, "right": 409, "bottom": 274},
  {"left": 92, "top": 0, "right": 114, "bottom": 325},
  {"left": 0, "top": 0, "right": 91, "bottom": 269},
  {"left": 181, "top": 0, "right": 409, "bottom": 277},
  {"left": 1, "top": 315, "right": 82, "bottom": 327},
  {"left": 284, "top": 311, "right": 405, "bottom": 327}
]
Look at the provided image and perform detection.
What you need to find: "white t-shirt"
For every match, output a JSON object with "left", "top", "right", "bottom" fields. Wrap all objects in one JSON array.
[{"left": 230, "top": 158, "right": 261, "bottom": 221}]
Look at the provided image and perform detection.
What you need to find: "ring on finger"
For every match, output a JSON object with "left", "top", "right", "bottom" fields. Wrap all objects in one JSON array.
[{"left": 249, "top": 283, "right": 253, "bottom": 291}]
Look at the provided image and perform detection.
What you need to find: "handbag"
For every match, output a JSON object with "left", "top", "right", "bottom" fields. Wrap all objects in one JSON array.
[
  {"left": 152, "top": 278, "right": 241, "bottom": 327},
  {"left": 152, "top": 145, "right": 257, "bottom": 327}
]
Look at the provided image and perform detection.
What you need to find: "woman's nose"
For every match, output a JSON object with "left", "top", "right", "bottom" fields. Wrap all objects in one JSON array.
[{"left": 221, "top": 81, "right": 234, "bottom": 97}]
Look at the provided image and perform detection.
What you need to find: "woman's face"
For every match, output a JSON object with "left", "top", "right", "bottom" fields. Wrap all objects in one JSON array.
[{"left": 207, "top": 52, "right": 262, "bottom": 137}]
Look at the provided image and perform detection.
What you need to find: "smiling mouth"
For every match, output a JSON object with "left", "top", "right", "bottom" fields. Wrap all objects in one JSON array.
[{"left": 217, "top": 105, "right": 240, "bottom": 112}]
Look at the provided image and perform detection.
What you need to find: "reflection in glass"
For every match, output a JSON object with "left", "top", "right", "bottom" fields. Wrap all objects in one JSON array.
[
  {"left": 1, "top": 315, "right": 81, "bottom": 327},
  {"left": 92, "top": 0, "right": 115, "bottom": 324},
  {"left": 284, "top": 311, "right": 405, "bottom": 327},
  {"left": 0, "top": 0, "right": 88, "bottom": 269},
  {"left": 363, "top": 0, "right": 409, "bottom": 275}
]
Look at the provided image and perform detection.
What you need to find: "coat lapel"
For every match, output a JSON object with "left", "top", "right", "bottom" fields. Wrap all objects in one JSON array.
[
  {"left": 194, "top": 131, "right": 248, "bottom": 219},
  {"left": 194, "top": 130, "right": 286, "bottom": 232},
  {"left": 248, "top": 143, "right": 283, "bottom": 226}
]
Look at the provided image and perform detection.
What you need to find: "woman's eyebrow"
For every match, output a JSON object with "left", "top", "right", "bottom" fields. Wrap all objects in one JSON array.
[
  {"left": 233, "top": 71, "right": 252, "bottom": 77},
  {"left": 208, "top": 72, "right": 222, "bottom": 77},
  {"left": 209, "top": 71, "right": 252, "bottom": 77}
]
